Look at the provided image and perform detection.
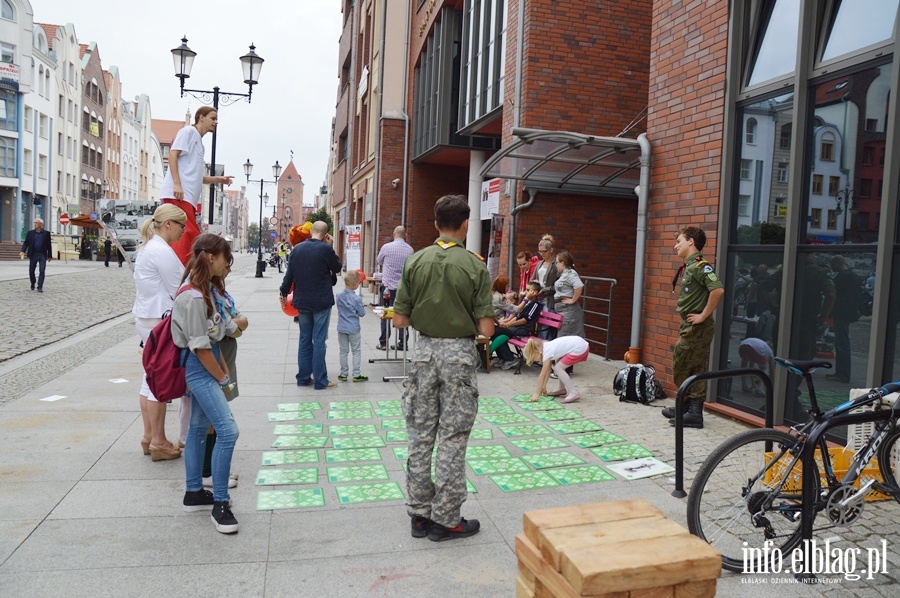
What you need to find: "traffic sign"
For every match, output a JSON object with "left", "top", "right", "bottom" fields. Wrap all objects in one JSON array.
[
  {"left": 59, "top": 213, "right": 70, "bottom": 226},
  {"left": 90, "top": 211, "right": 97, "bottom": 220},
  {"left": 269, "top": 216, "right": 278, "bottom": 226},
  {"left": 270, "top": 231, "right": 278, "bottom": 238}
]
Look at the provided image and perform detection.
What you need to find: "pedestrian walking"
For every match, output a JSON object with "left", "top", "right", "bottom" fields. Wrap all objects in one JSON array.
[
  {"left": 336, "top": 269, "right": 367, "bottom": 382},
  {"left": 104, "top": 237, "right": 112, "bottom": 267},
  {"left": 159, "top": 107, "right": 233, "bottom": 265},
  {"left": 376, "top": 225, "right": 414, "bottom": 350},
  {"left": 20, "top": 218, "right": 52, "bottom": 292},
  {"left": 393, "top": 194, "right": 494, "bottom": 542}
]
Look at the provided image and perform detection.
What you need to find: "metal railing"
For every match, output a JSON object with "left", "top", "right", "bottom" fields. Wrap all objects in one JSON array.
[{"left": 580, "top": 276, "right": 616, "bottom": 360}]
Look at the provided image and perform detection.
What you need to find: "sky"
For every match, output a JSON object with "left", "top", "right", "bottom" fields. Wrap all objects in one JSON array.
[{"left": 33, "top": 0, "right": 342, "bottom": 222}]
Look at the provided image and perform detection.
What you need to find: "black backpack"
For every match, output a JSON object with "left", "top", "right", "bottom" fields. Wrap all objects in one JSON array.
[{"left": 614, "top": 364, "right": 664, "bottom": 405}]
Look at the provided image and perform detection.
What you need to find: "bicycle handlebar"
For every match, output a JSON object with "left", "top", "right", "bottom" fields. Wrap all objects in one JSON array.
[{"left": 881, "top": 381, "right": 900, "bottom": 396}]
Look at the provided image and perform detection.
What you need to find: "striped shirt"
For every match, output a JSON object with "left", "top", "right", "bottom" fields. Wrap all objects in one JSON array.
[{"left": 377, "top": 238, "right": 414, "bottom": 290}]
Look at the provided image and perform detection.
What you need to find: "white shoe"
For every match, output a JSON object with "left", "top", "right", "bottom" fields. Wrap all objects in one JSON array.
[{"left": 203, "top": 474, "right": 238, "bottom": 489}]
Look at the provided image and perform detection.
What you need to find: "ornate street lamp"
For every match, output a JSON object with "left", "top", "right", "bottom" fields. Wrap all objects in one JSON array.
[
  {"left": 245, "top": 159, "right": 282, "bottom": 278},
  {"left": 171, "top": 36, "right": 264, "bottom": 225}
]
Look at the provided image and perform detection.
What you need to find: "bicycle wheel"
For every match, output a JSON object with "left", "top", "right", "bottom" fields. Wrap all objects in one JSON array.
[
  {"left": 877, "top": 428, "right": 900, "bottom": 489},
  {"left": 687, "top": 428, "right": 820, "bottom": 572}
]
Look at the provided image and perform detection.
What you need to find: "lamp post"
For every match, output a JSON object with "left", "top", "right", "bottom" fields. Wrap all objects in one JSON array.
[
  {"left": 171, "top": 36, "right": 264, "bottom": 226},
  {"left": 245, "top": 159, "right": 282, "bottom": 278},
  {"left": 835, "top": 185, "right": 854, "bottom": 242}
]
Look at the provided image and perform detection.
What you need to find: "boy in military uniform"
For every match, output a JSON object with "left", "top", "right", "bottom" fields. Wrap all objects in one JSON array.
[
  {"left": 393, "top": 194, "right": 494, "bottom": 542},
  {"left": 661, "top": 227, "right": 724, "bottom": 429}
]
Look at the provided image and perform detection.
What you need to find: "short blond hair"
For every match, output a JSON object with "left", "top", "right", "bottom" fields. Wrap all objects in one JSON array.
[
  {"left": 344, "top": 269, "right": 361, "bottom": 285},
  {"left": 523, "top": 337, "right": 544, "bottom": 366}
]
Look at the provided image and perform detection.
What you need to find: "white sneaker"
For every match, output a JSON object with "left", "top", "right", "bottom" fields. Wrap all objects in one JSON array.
[{"left": 203, "top": 474, "right": 238, "bottom": 489}]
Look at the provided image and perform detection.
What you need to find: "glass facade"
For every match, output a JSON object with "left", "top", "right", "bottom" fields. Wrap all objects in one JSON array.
[{"left": 459, "top": 0, "right": 506, "bottom": 131}]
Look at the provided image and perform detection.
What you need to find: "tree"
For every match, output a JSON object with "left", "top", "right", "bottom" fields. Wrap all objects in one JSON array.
[
  {"left": 306, "top": 207, "right": 334, "bottom": 235},
  {"left": 248, "top": 222, "right": 260, "bottom": 250}
]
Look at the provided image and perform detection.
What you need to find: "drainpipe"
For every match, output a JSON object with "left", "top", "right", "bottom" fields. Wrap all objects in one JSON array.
[
  {"left": 506, "top": 0, "right": 528, "bottom": 281},
  {"left": 370, "top": 0, "right": 390, "bottom": 270},
  {"left": 625, "top": 132, "right": 651, "bottom": 364},
  {"left": 399, "top": 0, "right": 412, "bottom": 228}
]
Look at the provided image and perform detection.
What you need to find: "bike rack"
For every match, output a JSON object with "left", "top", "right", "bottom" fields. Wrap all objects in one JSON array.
[{"left": 672, "top": 368, "right": 773, "bottom": 498}]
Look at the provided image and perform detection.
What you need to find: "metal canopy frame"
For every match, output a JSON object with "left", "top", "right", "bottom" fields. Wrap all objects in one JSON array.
[{"left": 479, "top": 128, "right": 643, "bottom": 196}]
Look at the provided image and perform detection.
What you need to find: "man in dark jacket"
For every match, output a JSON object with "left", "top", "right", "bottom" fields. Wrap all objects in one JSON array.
[
  {"left": 21, "top": 218, "right": 52, "bottom": 292},
  {"left": 280, "top": 221, "right": 342, "bottom": 389}
]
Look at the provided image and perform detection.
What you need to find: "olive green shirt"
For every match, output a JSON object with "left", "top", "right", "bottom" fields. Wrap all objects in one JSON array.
[
  {"left": 394, "top": 236, "right": 494, "bottom": 338},
  {"left": 676, "top": 252, "right": 724, "bottom": 316}
]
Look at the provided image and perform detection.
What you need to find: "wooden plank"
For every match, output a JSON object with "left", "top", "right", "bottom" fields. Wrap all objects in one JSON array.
[
  {"left": 516, "top": 534, "right": 579, "bottom": 598},
  {"left": 538, "top": 516, "right": 686, "bottom": 570},
  {"left": 523, "top": 499, "right": 663, "bottom": 544},
  {"left": 673, "top": 579, "right": 717, "bottom": 598},
  {"left": 559, "top": 534, "right": 722, "bottom": 595},
  {"left": 516, "top": 576, "right": 535, "bottom": 598},
  {"left": 518, "top": 562, "right": 536, "bottom": 592},
  {"left": 631, "top": 586, "right": 675, "bottom": 598}
]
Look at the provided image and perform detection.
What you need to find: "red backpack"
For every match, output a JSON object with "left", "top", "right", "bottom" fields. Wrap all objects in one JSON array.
[{"left": 142, "top": 285, "right": 192, "bottom": 402}]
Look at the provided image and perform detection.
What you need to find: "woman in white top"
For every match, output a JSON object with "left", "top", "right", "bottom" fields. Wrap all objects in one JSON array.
[
  {"left": 132, "top": 203, "right": 187, "bottom": 461},
  {"left": 524, "top": 336, "right": 590, "bottom": 403}
]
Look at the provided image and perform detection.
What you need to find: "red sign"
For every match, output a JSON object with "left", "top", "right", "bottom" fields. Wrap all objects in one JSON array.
[{"left": 59, "top": 213, "right": 70, "bottom": 226}]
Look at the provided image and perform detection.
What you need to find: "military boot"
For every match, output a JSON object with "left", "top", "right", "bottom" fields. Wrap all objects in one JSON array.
[{"left": 668, "top": 400, "right": 704, "bottom": 429}]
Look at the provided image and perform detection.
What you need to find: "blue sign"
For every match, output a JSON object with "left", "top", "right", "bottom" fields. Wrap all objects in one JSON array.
[
  {"left": 90, "top": 212, "right": 97, "bottom": 220},
  {"left": 270, "top": 231, "right": 278, "bottom": 238}
]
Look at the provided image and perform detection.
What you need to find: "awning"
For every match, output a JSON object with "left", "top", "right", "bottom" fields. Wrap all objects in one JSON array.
[
  {"left": 479, "top": 128, "right": 643, "bottom": 197},
  {"left": 68, "top": 215, "right": 100, "bottom": 229}
]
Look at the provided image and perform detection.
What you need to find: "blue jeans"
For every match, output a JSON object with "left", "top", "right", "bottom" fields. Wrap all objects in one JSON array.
[
  {"left": 29, "top": 255, "right": 47, "bottom": 289},
  {"left": 183, "top": 347, "right": 239, "bottom": 502},
  {"left": 297, "top": 308, "right": 331, "bottom": 389}
]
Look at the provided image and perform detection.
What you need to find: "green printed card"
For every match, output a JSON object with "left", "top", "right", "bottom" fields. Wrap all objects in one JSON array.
[
  {"left": 481, "top": 413, "right": 533, "bottom": 425},
  {"left": 329, "top": 401, "right": 372, "bottom": 410},
  {"left": 278, "top": 402, "right": 322, "bottom": 411},
  {"left": 531, "top": 409, "right": 583, "bottom": 422},
  {"left": 547, "top": 465, "right": 616, "bottom": 485},
  {"left": 520, "top": 451, "right": 586, "bottom": 469},
  {"left": 546, "top": 420, "right": 604, "bottom": 435},
  {"left": 466, "top": 457, "right": 531, "bottom": 475},
  {"left": 272, "top": 424, "right": 324, "bottom": 436},
  {"left": 512, "top": 394, "right": 553, "bottom": 402},
  {"left": 479, "top": 396, "right": 508, "bottom": 405},
  {"left": 497, "top": 424, "right": 551, "bottom": 438},
  {"left": 331, "top": 435, "right": 386, "bottom": 449},
  {"left": 256, "top": 488, "right": 325, "bottom": 510},
  {"left": 381, "top": 419, "right": 406, "bottom": 429},
  {"left": 255, "top": 468, "right": 319, "bottom": 486},
  {"left": 268, "top": 411, "right": 316, "bottom": 421},
  {"left": 326, "top": 464, "right": 389, "bottom": 483},
  {"left": 567, "top": 431, "right": 626, "bottom": 448},
  {"left": 477, "top": 404, "right": 516, "bottom": 415},
  {"left": 374, "top": 408, "right": 403, "bottom": 418},
  {"left": 510, "top": 436, "right": 569, "bottom": 452},
  {"left": 324, "top": 448, "right": 383, "bottom": 463},
  {"left": 272, "top": 436, "right": 329, "bottom": 449},
  {"left": 468, "top": 428, "right": 494, "bottom": 440},
  {"left": 328, "top": 424, "right": 379, "bottom": 436},
  {"left": 261, "top": 450, "right": 319, "bottom": 465},
  {"left": 490, "top": 471, "right": 560, "bottom": 492},
  {"left": 517, "top": 401, "right": 564, "bottom": 412},
  {"left": 327, "top": 410, "right": 374, "bottom": 420},
  {"left": 590, "top": 443, "right": 654, "bottom": 462},
  {"left": 465, "top": 445, "right": 513, "bottom": 461},
  {"left": 392, "top": 446, "right": 408, "bottom": 460},
  {"left": 385, "top": 430, "right": 409, "bottom": 443},
  {"left": 336, "top": 482, "right": 405, "bottom": 504},
  {"left": 377, "top": 400, "right": 401, "bottom": 409}
]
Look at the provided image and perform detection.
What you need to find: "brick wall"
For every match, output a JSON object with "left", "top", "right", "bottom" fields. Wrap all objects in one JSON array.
[
  {"left": 404, "top": 162, "right": 469, "bottom": 250},
  {"left": 374, "top": 118, "right": 407, "bottom": 250},
  {"left": 644, "top": 0, "right": 729, "bottom": 389}
]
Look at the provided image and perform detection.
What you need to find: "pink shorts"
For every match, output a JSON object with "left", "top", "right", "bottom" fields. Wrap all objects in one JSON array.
[{"left": 560, "top": 348, "right": 590, "bottom": 366}]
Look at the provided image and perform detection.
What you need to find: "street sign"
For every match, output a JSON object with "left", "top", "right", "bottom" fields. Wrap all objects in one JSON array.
[
  {"left": 90, "top": 212, "right": 97, "bottom": 220},
  {"left": 269, "top": 216, "right": 278, "bottom": 226},
  {"left": 270, "top": 231, "right": 278, "bottom": 239},
  {"left": 59, "top": 213, "right": 70, "bottom": 226}
]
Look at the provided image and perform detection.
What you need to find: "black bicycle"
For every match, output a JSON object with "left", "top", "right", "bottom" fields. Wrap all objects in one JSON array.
[{"left": 686, "top": 357, "right": 900, "bottom": 572}]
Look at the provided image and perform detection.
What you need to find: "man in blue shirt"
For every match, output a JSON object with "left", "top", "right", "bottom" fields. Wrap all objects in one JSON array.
[
  {"left": 280, "top": 221, "right": 343, "bottom": 389},
  {"left": 21, "top": 218, "right": 52, "bottom": 292}
]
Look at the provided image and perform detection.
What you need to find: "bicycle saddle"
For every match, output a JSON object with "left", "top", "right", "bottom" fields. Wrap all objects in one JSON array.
[{"left": 774, "top": 357, "right": 832, "bottom": 374}]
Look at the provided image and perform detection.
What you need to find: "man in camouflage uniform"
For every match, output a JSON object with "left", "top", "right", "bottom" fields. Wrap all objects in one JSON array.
[
  {"left": 661, "top": 227, "right": 724, "bottom": 429},
  {"left": 393, "top": 194, "right": 494, "bottom": 542}
]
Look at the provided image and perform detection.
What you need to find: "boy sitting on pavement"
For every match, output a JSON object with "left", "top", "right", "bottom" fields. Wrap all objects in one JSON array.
[{"left": 336, "top": 270, "right": 368, "bottom": 382}]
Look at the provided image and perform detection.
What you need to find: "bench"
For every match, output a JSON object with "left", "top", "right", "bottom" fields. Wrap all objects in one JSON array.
[{"left": 507, "top": 311, "right": 564, "bottom": 374}]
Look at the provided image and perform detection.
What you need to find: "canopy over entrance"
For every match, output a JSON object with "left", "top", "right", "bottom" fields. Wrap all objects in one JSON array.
[{"left": 479, "top": 128, "right": 643, "bottom": 197}]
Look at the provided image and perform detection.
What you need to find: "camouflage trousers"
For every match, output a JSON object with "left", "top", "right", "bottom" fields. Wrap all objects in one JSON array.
[
  {"left": 673, "top": 318, "right": 715, "bottom": 402},
  {"left": 402, "top": 335, "right": 478, "bottom": 527}
]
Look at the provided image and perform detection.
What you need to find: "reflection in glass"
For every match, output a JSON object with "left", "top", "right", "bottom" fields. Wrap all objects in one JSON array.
[
  {"left": 805, "top": 65, "right": 891, "bottom": 244},
  {"left": 822, "top": 0, "right": 899, "bottom": 62},
  {"left": 747, "top": 0, "right": 801, "bottom": 87},
  {"left": 733, "top": 94, "right": 793, "bottom": 244},
  {"left": 884, "top": 253, "right": 900, "bottom": 382}
]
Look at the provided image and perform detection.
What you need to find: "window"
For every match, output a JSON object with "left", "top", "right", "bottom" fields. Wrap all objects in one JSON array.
[
  {"left": 740, "top": 159, "right": 752, "bottom": 179},
  {"left": 0, "top": 88, "right": 15, "bottom": 130},
  {"left": 820, "top": 134, "right": 835, "bottom": 161},
  {"left": 812, "top": 174, "right": 823, "bottom": 194},
  {"left": 59, "top": 95, "right": 64, "bottom": 118},
  {"left": 57, "top": 133, "right": 63, "bottom": 155},
  {"left": 82, "top": 112, "right": 89, "bottom": 131},
  {"left": 38, "top": 155, "right": 47, "bottom": 179},
  {"left": 821, "top": 0, "right": 900, "bottom": 62},
  {"left": 738, "top": 195, "right": 751, "bottom": 216},
  {"left": 866, "top": 118, "right": 879, "bottom": 131},
  {"left": 827, "top": 210, "right": 838, "bottom": 230},
  {"left": 39, "top": 114, "right": 48, "bottom": 138},
  {"left": 747, "top": 0, "right": 801, "bottom": 86},
  {"left": 862, "top": 146, "right": 874, "bottom": 165},
  {"left": 829, "top": 176, "right": 840, "bottom": 196},
  {"left": 0, "top": 136, "right": 14, "bottom": 176},
  {"left": 860, "top": 178, "right": 872, "bottom": 197},
  {"left": 746, "top": 118, "right": 757, "bottom": 144},
  {"left": 23, "top": 149, "right": 32, "bottom": 175},
  {"left": 777, "top": 161, "right": 789, "bottom": 183},
  {"left": 780, "top": 123, "right": 792, "bottom": 148},
  {"left": 1, "top": 0, "right": 13, "bottom": 21},
  {"left": 1, "top": 42, "right": 14, "bottom": 63},
  {"left": 811, "top": 208, "right": 822, "bottom": 228},
  {"left": 24, "top": 107, "right": 32, "bottom": 132},
  {"left": 81, "top": 145, "right": 88, "bottom": 165}
]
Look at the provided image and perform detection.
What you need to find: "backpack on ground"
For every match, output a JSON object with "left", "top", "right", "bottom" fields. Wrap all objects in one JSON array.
[
  {"left": 142, "top": 286, "right": 191, "bottom": 402},
  {"left": 614, "top": 364, "right": 661, "bottom": 405}
]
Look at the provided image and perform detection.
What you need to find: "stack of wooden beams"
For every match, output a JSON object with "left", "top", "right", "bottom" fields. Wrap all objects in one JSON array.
[{"left": 516, "top": 499, "right": 722, "bottom": 597}]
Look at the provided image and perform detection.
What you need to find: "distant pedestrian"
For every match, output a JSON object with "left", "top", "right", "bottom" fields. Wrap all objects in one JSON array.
[
  {"left": 104, "top": 237, "right": 112, "bottom": 267},
  {"left": 159, "top": 107, "right": 234, "bottom": 265},
  {"left": 117, "top": 245, "right": 125, "bottom": 267},
  {"left": 21, "top": 218, "right": 52, "bottom": 292},
  {"left": 336, "top": 270, "right": 367, "bottom": 382},
  {"left": 827, "top": 255, "right": 859, "bottom": 383},
  {"left": 376, "top": 225, "right": 414, "bottom": 350},
  {"left": 280, "top": 221, "right": 343, "bottom": 389},
  {"left": 393, "top": 194, "right": 494, "bottom": 542}
]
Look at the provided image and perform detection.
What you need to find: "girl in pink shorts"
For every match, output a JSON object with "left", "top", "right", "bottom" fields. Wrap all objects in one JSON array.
[{"left": 523, "top": 336, "right": 590, "bottom": 403}]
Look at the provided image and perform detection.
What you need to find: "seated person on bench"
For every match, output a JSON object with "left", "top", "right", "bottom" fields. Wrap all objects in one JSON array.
[{"left": 491, "top": 282, "right": 543, "bottom": 370}]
